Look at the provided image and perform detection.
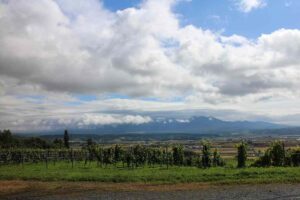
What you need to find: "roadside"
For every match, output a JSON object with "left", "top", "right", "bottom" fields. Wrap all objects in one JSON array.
[{"left": 0, "top": 181, "right": 300, "bottom": 200}]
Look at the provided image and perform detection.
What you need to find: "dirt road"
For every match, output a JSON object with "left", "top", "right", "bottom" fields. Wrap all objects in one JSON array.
[{"left": 0, "top": 181, "right": 299, "bottom": 200}]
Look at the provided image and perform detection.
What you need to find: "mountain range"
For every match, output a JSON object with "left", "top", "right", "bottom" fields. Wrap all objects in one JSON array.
[{"left": 66, "top": 116, "right": 286, "bottom": 135}]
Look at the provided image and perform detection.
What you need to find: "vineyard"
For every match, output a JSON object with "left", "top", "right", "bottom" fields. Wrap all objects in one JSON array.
[
  {"left": 0, "top": 141, "right": 299, "bottom": 169},
  {"left": 0, "top": 141, "right": 299, "bottom": 184},
  {"left": 0, "top": 145, "right": 222, "bottom": 168},
  {"left": 0, "top": 149, "right": 86, "bottom": 167}
]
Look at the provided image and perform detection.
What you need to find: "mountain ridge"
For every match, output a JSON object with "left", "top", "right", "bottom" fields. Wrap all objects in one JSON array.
[
  {"left": 22, "top": 116, "right": 287, "bottom": 135},
  {"left": 97, "top": 116, "right": 285, "bottom": 134}
]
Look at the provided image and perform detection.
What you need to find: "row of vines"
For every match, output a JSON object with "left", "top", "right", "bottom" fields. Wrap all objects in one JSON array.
[
  {"left": 0, "top": 141, "right": 299, "bottom": 168},
  {"left": 0, "top": 143, "right": 224, "bottom": 168}
]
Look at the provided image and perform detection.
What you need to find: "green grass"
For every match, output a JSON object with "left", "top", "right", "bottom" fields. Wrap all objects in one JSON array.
[{"left": 0, "top": 161, "right": 299, "bottom": 184}]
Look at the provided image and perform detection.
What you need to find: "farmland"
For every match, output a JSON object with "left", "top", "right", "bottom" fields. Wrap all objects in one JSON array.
[
  {"left": 0, "top": 131, "right": 300, "bottom": 200},
  {"left": 0, "top": 139, "right": 299, "bottom": 184},
  {"left": 0, "top": 130, "right": 299, "bottom": 185}
]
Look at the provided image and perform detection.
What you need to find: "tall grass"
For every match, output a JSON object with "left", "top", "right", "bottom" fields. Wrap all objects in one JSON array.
[{"left": 0, "top": 161, "right": 299, "bottom": 184}]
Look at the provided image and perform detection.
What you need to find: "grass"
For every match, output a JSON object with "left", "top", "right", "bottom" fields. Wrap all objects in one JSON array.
[{"left": 0, "top": 161, "right": 299, "bottom": 184}]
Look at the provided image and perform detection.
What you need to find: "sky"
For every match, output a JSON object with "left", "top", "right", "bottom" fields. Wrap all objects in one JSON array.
[{"left": 1, "top": 0, "right": 300, "bottom": 131}]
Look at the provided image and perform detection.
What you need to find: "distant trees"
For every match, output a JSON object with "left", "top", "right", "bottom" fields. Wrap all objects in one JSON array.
[
  {"left": 0, "top": 130, "right": 19, "bottom": 148},
  {"left": 0, "top": 129, "right": 50, "bottom": 149},
  {"left": 23, "top": 137, "right": 49, "bottom": 149},
  {"left": 53, "top": 138, "right": 64, "bottom": 148},
  {"left": 87, "top": 138, "right": 94, "bottom": 147},
  {"left": 64, "top": 130, "right": 70, "bottom": 149}
]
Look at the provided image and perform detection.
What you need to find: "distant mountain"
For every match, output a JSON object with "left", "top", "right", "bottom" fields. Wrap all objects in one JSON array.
[{"left": 67, "top": 116, "right": 286, "bottom": 135}]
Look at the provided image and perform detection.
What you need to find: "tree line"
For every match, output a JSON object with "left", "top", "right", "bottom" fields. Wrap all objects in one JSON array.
[
  {"left": 0, "top": 129, "right": 70, "bottom": 149},
  {"left": 0, "top": 130, "right": 299, "bottom": 168}
]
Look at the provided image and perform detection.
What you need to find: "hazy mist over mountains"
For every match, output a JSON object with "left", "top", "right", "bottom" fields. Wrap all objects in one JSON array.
[
  {"left": 80, "top": 116, "right": 286, "bottom": 134},
  {"left": 24, "top": 116, "right": 287, "bottom": 135}
]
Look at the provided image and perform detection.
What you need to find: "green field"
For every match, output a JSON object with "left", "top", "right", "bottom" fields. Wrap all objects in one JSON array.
[{"left": 0, "top": 161, "right": 299, "bottom": 184}]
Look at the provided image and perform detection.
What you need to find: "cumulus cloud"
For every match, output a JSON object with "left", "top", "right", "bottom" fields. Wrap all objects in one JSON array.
[
  {"left": 0, "top": 110, "right": 152, "bottom": 131},
  {"left": 235, "top": 0, "right": 267, "bottom": 13},
  {"left": 0, "top": 0, "right": 300, "bottom": 130},
  {"left": 79, "top": 114, "right": 152, "bottom": 126},
  {"left": 0, "top": 0, "right": 198, "bottom": 98},
  {"left": 1, "top": 0, "right": 299, "bottom": 99}
]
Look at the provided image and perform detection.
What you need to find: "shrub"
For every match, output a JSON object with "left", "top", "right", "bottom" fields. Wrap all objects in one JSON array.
[
  {"left": 212, "top": 148, "right": 225, "bottom": 167},
  {"left": 172, "top": 145, "right": 184, "bottom": 166},
  {"left": 201, "top": 141, "right": 212, "bottom": 168},
  {"left": 236, "top": 142, "right": 247, "bottom": 168},
  {"left": 252, "top": 149, "right": 271, "bottom": 167},
  {"left": 290, "top": 147, "right": 300, "bottom": 167},
  {"left": 270, "top": 141, "right": 285, "bottom": 166}
]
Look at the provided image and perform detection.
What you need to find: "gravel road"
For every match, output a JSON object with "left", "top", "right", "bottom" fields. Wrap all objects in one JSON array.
[{"left": 3, "top": 183, "right": 300, "bottom": 200}]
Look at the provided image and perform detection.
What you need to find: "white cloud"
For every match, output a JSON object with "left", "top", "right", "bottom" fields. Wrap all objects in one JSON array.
[
  {"left": 79, "top": 114, "right": 152, "bottom": 126},
  {"left": 0, "top": 0, "right": 300, "bottom": 130},
  {"left": 235, "top": 0, "right": 267, "bottom": 13},
  {"left": 1, "top": 0, "right": 298, "bottom": 99}
]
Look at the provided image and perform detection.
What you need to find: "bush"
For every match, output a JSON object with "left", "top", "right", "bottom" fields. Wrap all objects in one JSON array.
[
  {"left": 183, "top": 150, "right": 197, "bottom": 166},
  {"left": 254, "top": 141, "right": 291, "bottom": 167},
  {"left": 173, "top": 145, "right": 184, "bottom": 166},
  {"left": 236, "top": 142, "right": 247, "bottom": 168},
  {"left": 212, "top": 149, "right": 225, "bottom": 167},
  {"left": 252, "top": 149, "right": 271, "bottom": 167},
  {"left": 201, "top": 141, "right": 212, "bottom": 168},
  {"left": 290, "top": 147, "right": 300, "bottom": 167},
  {"left": 270, "top": 141, "right": 285, "bottom": 166}
]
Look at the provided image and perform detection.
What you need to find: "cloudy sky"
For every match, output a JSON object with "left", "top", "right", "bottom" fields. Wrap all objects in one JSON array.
[{"left": 1, "top": 0, "right": 300, "bottom": 131}]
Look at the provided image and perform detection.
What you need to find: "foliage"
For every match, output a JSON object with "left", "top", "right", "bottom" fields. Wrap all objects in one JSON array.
[
  {"left": 114, "top": 145, "right": 122, "bottom": 163},
  {"left": 290, "top": 147, "right": 300, "bottom": 166},
  {"left": 252, "top": 149, "right": 272, "bottom": 167},
  {"left": 269, "top": 141, "right": 285, "bottom": 166},
  {"left": 23, "top": 137, "right": 50, "bottom": 149},
  {"left": 236, "top": 142, "right": 247, "bottom": 168},
  {"left": 253, "top": 141, "right": 295, "bottom": 167},
  {"left": 172, "top": 145, "right": 184, "bottom": 166},
  {"left": 87, "top": 138, "right": 94, "bottom": 147},
  {"left": 0, "top": 130, "right": 20, "bottom": 148},
  {"left": 183, "top": 150, "right": 197, "bottom": 166},
  {"left": 0, "top": 130, "right": 53, "bottom": 149},
  {"left": 53, "top": 138, "right": 64, "bottom": 149},
  {"left": 212, "top": 148, "right": 225, "bottom": 167},
  {"left": 0, "top": 132, "right": 297, "bottom": 172},
  {"left": 201, "top": 141, "right": 212, "bottom": 168}
]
